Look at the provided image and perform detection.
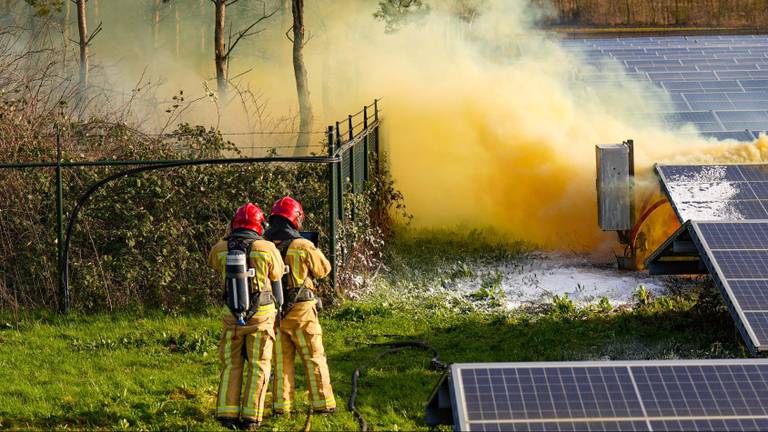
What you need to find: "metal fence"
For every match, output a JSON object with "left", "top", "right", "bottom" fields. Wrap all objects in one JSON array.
[{"left": 0, "top": 99, "right": 381, "bottom": 313}]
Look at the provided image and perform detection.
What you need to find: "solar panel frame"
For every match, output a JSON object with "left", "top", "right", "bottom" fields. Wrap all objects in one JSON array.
[{"left": 449, "top": 360, "right": 768, "bottom": 431}]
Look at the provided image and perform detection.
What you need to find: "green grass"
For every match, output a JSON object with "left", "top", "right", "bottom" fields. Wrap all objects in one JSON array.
[{"left": 0, "top": 230, "right": 752, "bottom": 430}]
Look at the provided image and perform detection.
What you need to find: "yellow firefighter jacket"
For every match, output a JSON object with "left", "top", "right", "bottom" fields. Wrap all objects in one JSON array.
[{"left": 275, "top": 238, "right": 331, "bottom": 291}]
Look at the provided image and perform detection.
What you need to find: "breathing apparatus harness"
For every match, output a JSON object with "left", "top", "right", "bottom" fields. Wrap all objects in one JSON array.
[
  {"left": 274, "top": 237, "right": 317, "bottom": 318},
  {"left": 224, "top": 229, "right": 277, "bottom": 326},
  {"left": 265, "top": 217, "right": 316, "bottom": 319}
]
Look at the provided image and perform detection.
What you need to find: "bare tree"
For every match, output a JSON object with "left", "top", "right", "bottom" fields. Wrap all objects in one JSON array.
[
  {"left": 199, "top": 0, "right": 206, "bottom": 52},
  {"left": 288, "top": 0, "right": 312, "bottom": 147},
  {"left": 175, "top": 1, "right": 181, "bottom": 58},
  {"left": 153, "top": 0, "right": 161, "bottom": 48},
  {"left": 212, "top": 0, "right": 278, "bottom": 98},
  {"left": 74, "top": 0, "right": 101, "bottom": 95}
]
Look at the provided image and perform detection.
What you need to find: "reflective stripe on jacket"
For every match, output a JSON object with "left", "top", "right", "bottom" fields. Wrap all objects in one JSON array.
[{"left": 275, "top": 238, "right": 331, "bottom": 291}]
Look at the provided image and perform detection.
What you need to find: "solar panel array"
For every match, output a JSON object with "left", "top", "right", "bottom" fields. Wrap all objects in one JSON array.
[
  {"left": 446, "top": 361, "right": 768, "bottom": 432},
  {"left": 656, "top": 164, "right": 768, "bottom": 222},
  {"left": 563, "top": 36, "right": 768, "bottom": 140},
  {"left": 652, "top": 164, "right": 768, "bottom": 353}
]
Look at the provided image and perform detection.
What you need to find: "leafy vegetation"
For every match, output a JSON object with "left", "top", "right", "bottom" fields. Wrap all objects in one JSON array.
[{"left": 0, "top": 27, "right": 393, "bottom": 313}]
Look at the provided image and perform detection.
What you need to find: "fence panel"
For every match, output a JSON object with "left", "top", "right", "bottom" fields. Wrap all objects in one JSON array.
[{"left": 0, "top": 100, "right": 380, "bottom": 313}]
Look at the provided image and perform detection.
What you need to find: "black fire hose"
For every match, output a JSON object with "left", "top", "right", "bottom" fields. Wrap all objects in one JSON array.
[{"left": 348, "top": 341, "right": 448, "bottom": 432}]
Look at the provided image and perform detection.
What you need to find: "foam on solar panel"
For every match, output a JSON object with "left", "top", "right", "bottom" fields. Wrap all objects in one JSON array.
[{"left": 654, "top": 165, "right": 768, "bottom": 221}]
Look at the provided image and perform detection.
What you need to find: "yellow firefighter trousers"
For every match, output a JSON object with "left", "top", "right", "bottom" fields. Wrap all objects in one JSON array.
[
  {"left": 216, "top": 304, "right": 276, "bottom": 422},
  {"left": 272, "top": 300, "right": 336, "bottom": 412}
]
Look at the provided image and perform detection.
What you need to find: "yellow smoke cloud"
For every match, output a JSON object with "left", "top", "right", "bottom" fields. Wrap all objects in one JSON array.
[{"left": 82, "top": 0, "right": 768, "bottom": 254}]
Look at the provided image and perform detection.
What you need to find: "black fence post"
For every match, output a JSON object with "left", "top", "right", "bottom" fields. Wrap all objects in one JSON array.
[
  {"left": 348, "top": 114, "right": 356, "bottom": 221},
  {"left": 348, "top": 114, "right": 355, "bottom": 195},
  {"left": 363, "top": 106, "right": 369, "bottom": 182},
  {"left": 335, "top": 122, "right": 344, "bottom": 223},
  {"left": 55, "top": 127, "right": 68, "bottom": 314},
  {"left": 374, "top": 99, "right": 380, "bottom": 173},
  {"left": 327, "top": 125, "right": 338, "bottom": 293}
]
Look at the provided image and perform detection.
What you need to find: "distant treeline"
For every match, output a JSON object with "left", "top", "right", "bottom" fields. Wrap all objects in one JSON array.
[{"left": 544, "top": 0, "right": 768, "bottom": 28}]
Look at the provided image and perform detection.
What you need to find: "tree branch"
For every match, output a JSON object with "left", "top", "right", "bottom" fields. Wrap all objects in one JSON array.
[
  {"left": 224, "top": 5, "right": 278, "bottom": 59},
  {"left": 85, "top": 21, "right": 102, "bottom": 46}
]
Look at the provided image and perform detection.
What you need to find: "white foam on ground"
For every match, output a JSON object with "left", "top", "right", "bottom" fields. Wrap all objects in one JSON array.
[{"left": 449, "top": 252, "right": 669, "bottom": 308}]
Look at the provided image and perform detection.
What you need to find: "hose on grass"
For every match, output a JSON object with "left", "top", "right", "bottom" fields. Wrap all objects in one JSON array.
[
  {"left": 348, "top": 340, "right": 448, "bottom": 432},
  {"left": 303, "top": 408, "right": 312, "bottom": 432}
]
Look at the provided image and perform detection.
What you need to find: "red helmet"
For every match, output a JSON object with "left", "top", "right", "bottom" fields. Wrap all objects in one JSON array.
[
  {"left": 271, "top": 196, "right": 304, "bottom": 229},
  {"left": 230, "top": 203, "right": 266, "bottom": 235}
]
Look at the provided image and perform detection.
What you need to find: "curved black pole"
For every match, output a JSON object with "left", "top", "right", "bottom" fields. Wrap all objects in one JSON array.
[{"left": 59, "top": 155, "right": 338, "bottom": 313}]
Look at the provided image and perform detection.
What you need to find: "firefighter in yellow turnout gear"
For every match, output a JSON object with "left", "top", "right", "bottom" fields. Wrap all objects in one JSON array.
[
  {"left": 208, "top": 203, "right": 285, "bottom": 430},
  {"left": 265, "top": 197, "right": 336, "bottom": 414}
]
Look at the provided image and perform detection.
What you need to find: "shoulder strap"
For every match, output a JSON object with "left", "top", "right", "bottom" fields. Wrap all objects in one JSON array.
[{"left": 276, "top": 238, "right": 294, "bottom": 260}]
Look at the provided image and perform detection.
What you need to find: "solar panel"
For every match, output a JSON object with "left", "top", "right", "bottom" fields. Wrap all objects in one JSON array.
[
  {"left": 648, "top": 164, "right": 768, "bottom": 353},
  {"left": 721, "top": 121, "right": 768, "bottom": 131},
  {"left": 569, "top": 36, "right": 768, "bottom": 139},
  {"left": 688, "top": 101, "right": 736, "bottom": 111},
  {"left": 427, "top": 360, "right": 768, "bottom": 431},
  {"left": 716, "top": 110, "right": 768, "bottom": 121},
  {"left": 731, "top": 101, "right": 768, "bottom": 110},
  {"left": 689, "top": 221, "right": 768, "bottom": 352},
  {"left": 657, "top": 164, "right": 768, "bottom": 222},
  {"left": 703, "top": 131, "right": 756, "bottom": 141},
  {"left": 683, "top": 92, "right": 729, "bottom": 102}
]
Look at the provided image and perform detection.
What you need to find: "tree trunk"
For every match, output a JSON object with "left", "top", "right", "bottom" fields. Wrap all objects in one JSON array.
[
  {"left": 214, "top": 0, "right": 227, "bottom": 97},
  {"left": 63, "top": 0, "right": 70, "bottom": 42},
  {"left": 200, "top": 0, "right": 206, "bottom": 53},
  {"left": 153, "top": 0, "right": 161, "bottom": 49},
  {"left": 76, "top": 0, "right": 88, "bottom": 95},
  {"left": 175, "top": 2, "right": 181, "bottom": 59},
  {"left": 292, "top": 0, "right": 313, "bottom": 148}
]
